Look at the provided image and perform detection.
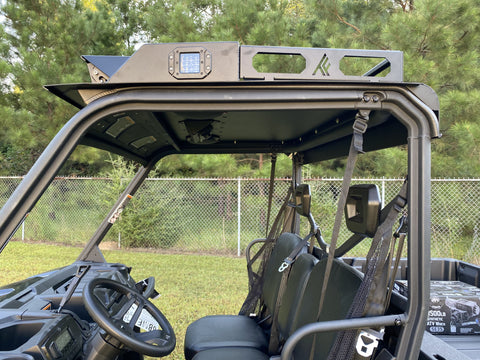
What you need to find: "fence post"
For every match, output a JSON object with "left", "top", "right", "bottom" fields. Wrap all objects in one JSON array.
[
  {"left": 237, "top": 177, "right": 241, "bottom": 257},
  {"left": 382, "top": 177, "right": 386, "bottom": 203}
]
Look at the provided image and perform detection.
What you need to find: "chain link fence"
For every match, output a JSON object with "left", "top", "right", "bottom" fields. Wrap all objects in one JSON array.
[{"left": 1, "top": 177, "right": 479, "bottom": 263}]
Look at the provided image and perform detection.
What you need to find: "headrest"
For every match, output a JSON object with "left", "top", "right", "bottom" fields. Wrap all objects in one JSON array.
[
  {"left": 345, "top": 184, "right": 381, "bottom": 237},
  {"left": 294, "top": 184, "right": 311, "bottom": 217}
]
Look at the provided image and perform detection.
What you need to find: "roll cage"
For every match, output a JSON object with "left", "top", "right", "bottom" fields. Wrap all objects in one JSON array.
[{"left": 0, "top": 42, "right": 440, "bottom": 360}]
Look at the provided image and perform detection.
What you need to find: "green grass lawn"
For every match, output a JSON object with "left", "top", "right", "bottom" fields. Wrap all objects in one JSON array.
[{"left": 0, "top": 241, "right": 248, "bottom": 360}]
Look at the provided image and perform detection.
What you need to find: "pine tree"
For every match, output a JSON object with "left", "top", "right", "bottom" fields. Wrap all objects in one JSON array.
[{"left": 0, "top": 0, "right": 139, "bottom": 174}]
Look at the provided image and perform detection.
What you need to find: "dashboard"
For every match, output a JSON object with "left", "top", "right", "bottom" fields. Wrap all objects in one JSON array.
[{"left": 0, "top": 261, "right": 164, "bottom": 360}]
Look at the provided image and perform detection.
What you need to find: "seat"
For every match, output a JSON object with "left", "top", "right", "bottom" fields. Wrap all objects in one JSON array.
[
  {"left": 192, "top": 347, "right": 269, "bottom": 360},
  {"left": 291, "top": 258, "right": 363, "bottom": 359},
  {"left": 185, "top": 314, "right": 268, "bottom": 359},
  {"left": 191, "top": 253, "right": 317, "bottom": 360},
  {"left": 191, "top": 184, "right": 386, "bottom": 360},
  {"left": 191, "top": 257, "right": 363, "bottom": 360},
  {"left": 184, "top": 232, "right": 307, "bottom": 360}
]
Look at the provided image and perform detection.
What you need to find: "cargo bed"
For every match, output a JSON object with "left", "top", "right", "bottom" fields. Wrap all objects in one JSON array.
[
  {"left": 346, "top": 258, "right": 480, "bottom": 359},
  {"left": 434, "top": 335, "right": 480, "bottom": 359}
]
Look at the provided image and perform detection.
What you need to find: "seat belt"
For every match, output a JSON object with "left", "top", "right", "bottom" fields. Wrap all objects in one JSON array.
[
  {"left": 239, "top": 186, "right": 293, "bottom": 316},
  {"left": 268, "top": 231, "right": 314, "bottom": 353},
  {"left": 326, "top": 181, "right": 408, "bottom": 360},
  {"left": 265, "top": 154, "right": 277, "bottom": 239},
  {"left": 385, "top": 214, "right": 408, "bottom": 308},
  {"left": 269, "top": 184, "right": 326, "bottom": 353},
  {"left": 308, "top": 110, "right": 369, "bottom": 360}
]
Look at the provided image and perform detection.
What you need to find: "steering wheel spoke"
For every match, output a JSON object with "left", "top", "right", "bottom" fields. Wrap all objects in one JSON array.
[
  {"left": 113, "top": 296, "right": 136, "bottom": 320},
  {"left": 112, "top": 317, "right": 137, "bottom": 337},
  {"left": 128, "top": 302, "right": 143, "bottom": 328},
  {"left": 135, "top": 329, "right": 172, "bottom": 346},
  {"left": 95, "top": 288, "right": 124, "bottom": 312},
  {"left": 83, "top": 278, "right": 176, "bottom": 357}
]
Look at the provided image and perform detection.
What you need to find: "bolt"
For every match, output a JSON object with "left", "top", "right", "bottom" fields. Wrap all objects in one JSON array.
[
  {"left": 372, "top": 95, "right": 380, "bottom": 102},
  {"left": 363, "top": 95, "right": 371, "bottom": 102}
]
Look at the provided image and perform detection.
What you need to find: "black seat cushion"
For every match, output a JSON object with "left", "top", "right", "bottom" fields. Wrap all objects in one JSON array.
[
  {"left": 184, "top": 315, "right": 268, "bottom": 360},
  {"left": 192, "top": 347, "right": 270, "bottom": 360}
]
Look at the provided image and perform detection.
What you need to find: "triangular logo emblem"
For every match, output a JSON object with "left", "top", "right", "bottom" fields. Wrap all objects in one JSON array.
[{"left": 313, "top": 54, "right": 331, "bottom": 76}]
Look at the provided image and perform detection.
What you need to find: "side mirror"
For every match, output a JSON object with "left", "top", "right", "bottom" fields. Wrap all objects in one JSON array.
[
  {"left": 294, "top": 184, "right": 311, "bottom": 217},
  {"left": 345, "top": 184, "right": 381, "bottom": 237}
]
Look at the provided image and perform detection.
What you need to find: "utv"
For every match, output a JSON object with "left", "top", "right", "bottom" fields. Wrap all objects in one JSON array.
[{"left": 0, "top": 42, "right": 479, "bottom": 360}]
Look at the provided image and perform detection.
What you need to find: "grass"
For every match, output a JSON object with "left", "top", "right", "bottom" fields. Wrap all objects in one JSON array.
[{"left": 0, "top": 241, "right": 248, "bottom": 360}]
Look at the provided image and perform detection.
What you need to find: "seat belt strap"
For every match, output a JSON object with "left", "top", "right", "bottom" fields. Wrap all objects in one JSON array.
[
  {"left": 239, "top": 187, "right": 293, "bottom": 316},
  {"left": 384, "top": 214, "right": 408, "bottom": 311},
  {"left": 265, "top": 154, "right": 277, "bottom": 238},
  {"left": 309, "top": 110, "right": 369, "bottom": 360},
  {"left": 247, "top": 187, "right": 293, "bottom": 269},
  {"left": 268, "top": 231, "right": 313, "bottom": 353},
  {"left": 316, "top": 111, "right": 369, "bottom": 319},
  {"left": 326, "top": 181, "right": 408, "bottom": 360}
]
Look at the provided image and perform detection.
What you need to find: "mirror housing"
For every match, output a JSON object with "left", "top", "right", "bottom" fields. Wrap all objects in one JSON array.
[
  {"left": 345, "top": 184, "right": 381, "bottom": 237},
  {"left": 294, "top": 184, "right": 311, "bottom": 217}
]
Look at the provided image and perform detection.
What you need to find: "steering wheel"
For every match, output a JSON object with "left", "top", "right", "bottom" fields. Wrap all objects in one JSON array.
[{"left": 83, "top": 278, "right": 176, "bottom": 357}]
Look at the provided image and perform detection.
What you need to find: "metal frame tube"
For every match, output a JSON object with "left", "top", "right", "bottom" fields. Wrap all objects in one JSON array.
[
  {"left": 77, "top": 162, "right": 154, "bottom": 262},
  {"left": 280, "top": 314, "right": 406, "bottom": 360}
]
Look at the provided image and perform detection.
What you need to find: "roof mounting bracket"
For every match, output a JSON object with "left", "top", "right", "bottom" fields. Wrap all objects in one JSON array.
[{"left": 82, "top": 55, "right": 129, "bottom": 83}]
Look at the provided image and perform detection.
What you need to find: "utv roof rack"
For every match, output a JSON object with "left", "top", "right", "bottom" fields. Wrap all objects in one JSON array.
[
  {"left": 43, "top": 41, "right": 439, "bottom": 167},
  {"left": 82, "top": 42, "right": 403, "bottom": 84}
]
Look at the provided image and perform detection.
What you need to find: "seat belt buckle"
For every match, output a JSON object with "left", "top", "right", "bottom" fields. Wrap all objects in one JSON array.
[
  {"left": 278, "top": 258, "right": 293, "bottom": 273},
  {"left": 356, "top": 328, "right": 384, "bottom": 358},
  {"left": 353, "top": 118, "right": 368, "bottom": 134},
  {"left": 352, "top": 118, "right": 368, "bottom": 153},
  {"left": 394, "top": 214, "right": 408, "bottom": 238}
]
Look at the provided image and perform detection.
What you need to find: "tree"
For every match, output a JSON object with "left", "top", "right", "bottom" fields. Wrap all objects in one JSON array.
[
  {"left": 305, "top": 0, "right": 480, "bottom": 177},
  {"left": 1, "top": 0, "right": 480, "bottom": 178},
  {"left": 0, "top": 0, "right": 140, "bottom": 174}
]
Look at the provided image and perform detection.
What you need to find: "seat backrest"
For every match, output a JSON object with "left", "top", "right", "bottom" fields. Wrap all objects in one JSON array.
[
  {"left": 261, "top": 232, "right": 304, "bottom": 317},
  {"left": 252, "top": 183, "right": 315, "bottom": 321},
  {"left": 290, "top": 258, "right": 364, "bottom": 359},
  {"left": 276, "top": 253, "right": 318, "bottom": 340}
]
